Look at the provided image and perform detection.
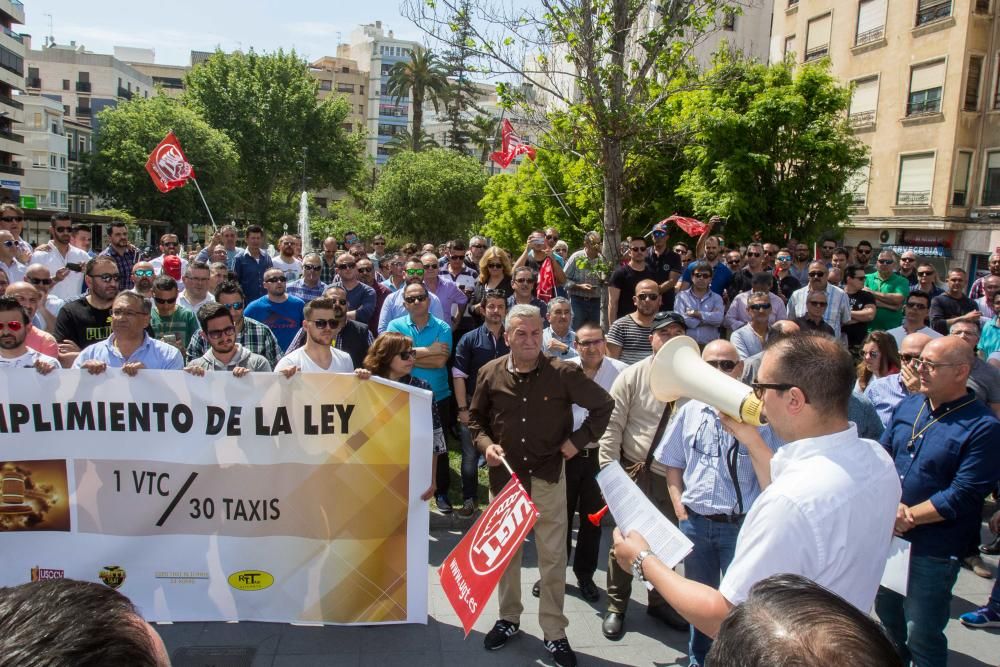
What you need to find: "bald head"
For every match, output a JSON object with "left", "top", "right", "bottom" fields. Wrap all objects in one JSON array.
[
  {"left": 703, "top": 339, "right": 742, "bottom": 379},
  {"left": 635, "top": 279, "right": 659, "bottom": 295},
  {"left": 925, "top": 335, "right": 974, "bottom": 366},
  {"left": 772, "top": 320, "right": 800, "bottom": 336}
]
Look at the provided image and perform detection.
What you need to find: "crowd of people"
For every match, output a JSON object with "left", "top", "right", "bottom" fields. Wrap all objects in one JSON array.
[{"left": 2, "top": 203, "right": 1000, "bottom": 667}]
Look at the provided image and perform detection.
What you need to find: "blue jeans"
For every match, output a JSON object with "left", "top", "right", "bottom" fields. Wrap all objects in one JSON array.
[
  {"left": 679, "top": 512, "right": 740, "bottom": 667},
  {"left": 989, "top": 574, "right": 1000, "bottom": 612},
  {"left": 875, "top": 554, "right": 961, "bottom": 667},
  {"left": 458, "top": 424, "right": 479, "bottom": 502},
  {"left": 570, "top": 295, "right": 601, "bottom": 331}
]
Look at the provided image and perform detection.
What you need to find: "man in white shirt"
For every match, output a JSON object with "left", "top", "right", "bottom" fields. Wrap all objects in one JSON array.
[
  {"left": 177, "top": 261, "right": 215, "bottom": 313},
  {"left": 0, "top": 295, "right": 59, "bottom": 373},
  {"left": 270, "top": 235, "right": 303, "bottom": 282},
  {"left": 274, "top": 297, "right": 352, "bottom": 375},
  {"left": 787, "top": 260, "right": 852, "bottom": 338},
  {"left": 29, "top": 214, "right": 91, "bottom": 301},
  {"left": 0, "top": 230, "right": 25, "bottom": 284},
  {"left": 613, "top": 334, "right": 900, "bottom": 640},
  {"left": 886, "top": 290, "right": 941, "bottom": 348},
  {"left": 149, "top": 233, "right": 188, "bottom": 290}
]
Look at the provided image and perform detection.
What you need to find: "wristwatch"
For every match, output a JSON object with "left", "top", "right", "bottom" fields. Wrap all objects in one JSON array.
[{"left": 631, "top": 550, "right": 653, "bottom": 583}]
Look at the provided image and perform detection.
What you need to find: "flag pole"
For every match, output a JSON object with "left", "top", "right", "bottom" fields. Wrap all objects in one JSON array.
[{"left": 190, "top": 177, "right": 217, "bottom": 231}]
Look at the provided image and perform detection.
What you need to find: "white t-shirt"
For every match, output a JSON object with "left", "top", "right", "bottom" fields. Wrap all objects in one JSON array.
[
  {"left": 718, "top": 425, "right": 900, "bottom": 613},
  {"left": 568, "top": 356, "right": 628, "bottom": 433},
  {"left": 178, "top": 291, "right": 214, "bottom": 314},
  {"left": 886, "top": 325, "right": 941, "bottom": 348},
  {"left": 30, "top": 244, "right": 92, "bottom": 301},
  {"left": 271, "top": 257, "right": 303, "bottom": 282},
  {"left": 0, "top": 349, "right": 59, "bottom": 369},
  {"left": 150, "top": 255, "right": 189, "bottom": 291},
  {"left": 274, "top": 346, "right": 353, "bottom": 374}
]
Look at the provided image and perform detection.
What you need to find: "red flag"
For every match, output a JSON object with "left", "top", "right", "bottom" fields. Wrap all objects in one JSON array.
[
  {"left": 145, "top": 131, "right": 196, "bottom": 193},
  {"left": 489, "top": 119, "right": 537, "bottom": 168},
  {"left": 438, "top": 475, "right": 539, "bottom": 636},
  {"left": 658, "top": 214, "right": 708, "bottom": 238},
  {"left": 536, "top": 255, "right": 556, "bottom": 303}
]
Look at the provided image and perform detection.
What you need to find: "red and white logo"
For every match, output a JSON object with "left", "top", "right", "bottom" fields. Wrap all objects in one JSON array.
[{"left": 145, "top": 132, "right": 196, "bottom": 193}]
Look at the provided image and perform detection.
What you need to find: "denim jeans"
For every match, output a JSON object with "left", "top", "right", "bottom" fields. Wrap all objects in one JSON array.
[
  {"left": 875, "top": 554, "right": 961, "bottom": 667},
  {"left": 458, "top": 423, "right": 479, "bottom": 502},
  {"left": 989, "top": 573, "right": 1000, "bottom": 612},
  {"left": 570, "top": 295, "right": 602, "bottom": 331},
  {"left": 679, "top": 513, "right": 741, "bottom": 667}
]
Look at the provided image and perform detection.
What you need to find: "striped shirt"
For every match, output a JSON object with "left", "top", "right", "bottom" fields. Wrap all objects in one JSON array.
[
  {"left": 286, "top": 278, "right": 327, "bottom": 303},
  {"left": 863, "top": 373, "right": 909, "bottom": 427},
  {"left": 787, "top": 283, "right": 852, "bottom": 338},
  {"left": 606, "top": 315, "right": 653, "bottom": 365}
]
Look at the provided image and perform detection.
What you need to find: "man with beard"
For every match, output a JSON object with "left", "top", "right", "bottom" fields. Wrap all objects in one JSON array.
[
  {"left": 0, "top": 296, "right": 58, "bottom": 373},
  {"left": 678, "top": 235, "right": 733, "bottom": 297},
  {"left": 244, "top": 268, "right": 305, "bottom": 351},
  {"left": 187, "top": 281, "right": 281, "bottom": 369},
  {"left": 29, "top": 213, "right": 90, "bottom": 301},
  {"left": 271, "top": 234, "right": 303, "bottom": 282},
  {"left": 129, "top": 262, "right": 156, "bottom": 299},
  {"left": 185, "top": 302, "right": 271, "bottom": 376},
  {"left": 53, "top": 256, "right": 120, "bottom": 365},
  {"left": 4, "top": 282, "right": 58, "bottom": 358},
  {"left": 282, "top": 285, "right": 373, "bottom": 369},
  {"left": 99, "top": 221, "right": 139, "bottom": 291},
  {"left": 274, "top": 297, "right": 353, "bottom": 375},
  {"left": 789, "top": 243, "right": 813, "bottom": 285},
  {"left": 74, "top": 291, "right": 183, "bottom": 374}
]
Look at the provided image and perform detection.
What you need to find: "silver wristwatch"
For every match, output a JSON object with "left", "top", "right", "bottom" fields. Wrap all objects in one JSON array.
[{"left": 631, "top": 550, "right": 653, "bottom": 582}]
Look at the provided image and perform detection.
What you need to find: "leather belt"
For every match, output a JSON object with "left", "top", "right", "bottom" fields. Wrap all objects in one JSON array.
[{"left": 686, "top": 506, "right": 745, "bottom": 525}]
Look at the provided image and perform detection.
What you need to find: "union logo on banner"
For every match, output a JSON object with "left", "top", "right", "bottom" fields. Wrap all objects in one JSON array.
[
  {"left": 145, "top": 131, "right": 195, "bottom": 193},
  {"left": 438, "top": 475, "right": 539, "bottom": 635}
]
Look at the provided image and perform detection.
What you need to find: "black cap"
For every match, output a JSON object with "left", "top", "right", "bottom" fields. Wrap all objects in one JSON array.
[{"left": 650, "top": 310, "right": 685, "bottom": 332}]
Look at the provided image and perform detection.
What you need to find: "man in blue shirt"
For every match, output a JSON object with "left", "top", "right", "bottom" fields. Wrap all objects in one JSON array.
[
  {"left": 232, "top": 225, "right": 272, "bottom": 302},
  {"left": 243, "top": 268, "right": 305, "bottom": 352},
  {"left": 677, "top": 236, "right": 732, "bottom": 297},
  {"left": 74, "top": 291, "right": 183, "bottom": 374},
  {"left": 876, "top": 336, "right": 1000, "bottom": 667},
  {"left": 286, "top": 253, "right": 327, "bottom": 302},
  {"left": 387, "top": 282, "right": 454, "bottom": 512}
]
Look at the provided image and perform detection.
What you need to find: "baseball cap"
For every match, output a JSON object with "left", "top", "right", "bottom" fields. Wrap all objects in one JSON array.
[
  {"left": 162, "top": 255, "right": 182, "bottom": 281},
  {"left": 650, "top": 310, "right": 685, "bottom": 332},
  {"left": 651, "top": 222, "right": 668, "bottom": 235}
]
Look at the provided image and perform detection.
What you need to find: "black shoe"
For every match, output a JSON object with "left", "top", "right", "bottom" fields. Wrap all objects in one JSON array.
[
  {"left": 602, "top": 611, "right": 625, "bottom": 640},
  {"left": 577, "top": 578, "right": 600, "bottom": 602},
  {"left": 647, "top": 604, "right": 689, "bottom": 632},
  {"left": 484, "top": 619, "right": 519, "bottom": 650},
  {"left": 981, "top": 535, "right": 1000, "bottom": 556},
  {"left": 544, "top": 638, "right": 578, "bottom": 667},
  {"left": 435, "top": 494, "right": 453, "bottom": 514},
  {"left": 532, "top": 579, "right": 541, "bottom": 598}
]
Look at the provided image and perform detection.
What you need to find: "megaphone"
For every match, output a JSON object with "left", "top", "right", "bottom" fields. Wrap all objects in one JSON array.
[{"left": 650, "top": 336, "right": 764, "bottom": 426}]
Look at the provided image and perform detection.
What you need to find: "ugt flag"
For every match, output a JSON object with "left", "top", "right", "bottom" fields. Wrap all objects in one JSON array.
[
  {"left": 489, "top": 119, "right": 537, "bottom": 169},
  {"left": 438, "top": 474, "right": 539, "bottom": 636},
  {"left": 145, "top": 131, "right": 196, "bottom": 193}
]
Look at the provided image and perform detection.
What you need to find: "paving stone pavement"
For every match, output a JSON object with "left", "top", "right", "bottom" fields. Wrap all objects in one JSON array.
[{"left": 157, "top": 522, "right": 1000, "bottom": 667}]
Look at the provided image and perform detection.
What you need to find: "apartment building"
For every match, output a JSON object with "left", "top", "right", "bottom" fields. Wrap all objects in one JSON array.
[
  {"left": 65, "top": 117, "right": 93, "bottom": 214},
  {"left": 772, "top": 0, "right": 1000, "bottom": 275},
  {"left": 0, "top": 0, "right": 25, "bottom": 202},
  {"left": 19, "top": 94, "right": 67, "bottom": 211}
]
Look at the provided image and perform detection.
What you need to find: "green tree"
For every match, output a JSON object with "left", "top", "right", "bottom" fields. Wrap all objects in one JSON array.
[
  {"left": 386, "top": 48, "right": 450, "bottom": 152},
  {"left": 674, "top": 54, "right": 869, "bottom": 242},
  {"left": 371, "top": 148, "right": 487, "bottom": 242},
  {"left": 82, "top": 95, "right": 239, "bottom": 228},
  {"left": 468, "top": 114, "right": 499, "bottom": 164},
  {"left": 440, "top": 0, "right": 481, "bottom": 153},
  {"left": 384, "top": 128, "right": 440, "bottom": 156},
  {"left": 184, "top": 49, "right": 364, "bottom": 232}
]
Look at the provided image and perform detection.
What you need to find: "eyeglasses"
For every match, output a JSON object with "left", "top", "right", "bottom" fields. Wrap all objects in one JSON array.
[
  {"left": 422, "top": 264, "right": 438, "bottom": 270},
  {"left": 163, "top": 242, "right": 178, "bottom": 248},
  {"left": 636, "top": 293, "right": 659, "bottom": 301},
  {"left": 309, "top": 319, "right": 339, "bottom": 329},
  {"left": 808, "top": 300, "right": 828, "bottom": 307},
  {"left": 154, "top": 296, "right": 177, "bottom": 304},
  {"left": 2, "top": 240, "right": 15, "bottom": 248},
  {"left": 746, "top": 252, "right": 761, "bottom": 257},
  {"left": 917, "top": 271, "right": 935, "bottom": 277},
  {"left": 0, "top": 320, "right": 24, "bottom": 332},
  {"left": 471, "top": 244, "right": 486, "bottom": 249},
  {"left": 373, "top": 241, "right": 385, "bottom": 246},
  {"left": 855, "top": 249, "right": 871, "bottom": 255},
  {"left": 776, "top": 255, "right": 792, "bottom": 262},
  {"left": 822, "top": 245, "right": 836, "bottom": 251},
  {"left": 748, "top": 303, "right": 771, "bottom": 311},
  {"left": 53, "top": 226, "right": 72, "bottom": 233},
  {"left": 900, "top": 257, "right": 915, "bottom": 262},
  {"left": 357, "top": 266, "right": 373, "bottom": 274},
  {"left": 398, "top": 350, "right": 414, "bottom": 360},
  {"left": 88, "top": 273, "right": 120, "bottom": 282},
  {"left": 1, "top": 216, "right": 23, "bottom": 222},
  {"left": 134, "top": 269, "right": 154, "bottom": 278},
  {"left": 912, "top": 358, "right": 967, "bottom": 372},
  {"left": 27, "top": 277, "right": 53, "bottom": 286},
  {"left": 221, "top": 301, "right": 244, "bottom": 310},
  {"left": 405, "top": 268, "right": 425, "bottom": 277},
  {"left": 862, "top": 350, "right": 880, "bottom": 359},
  {"left": 726, "top": 259, "right": 741, "bottom": 265},
  {"left": 905, "top": 302, "right": 927, "bottom": 310},
  {"left": 808, "top": 271, "right": 826, "bottom": 278},
  {"left": 693, "top": 272, "right": 711, "bottom": 279},
  {"left": 900, "top": 353, "right": 917, "bottom": 365},
  {"left": 450, "top": 254, "right": 465, "bottom": 260},
  {"left": 513, "top": 278, "right": 535, "bottom": 285},
  {"left": 206, "top": 325, "right": 236, "bottom": 340},
  {"left": 545, "top": 234, "right": 558, "bottom": 240},
  {"left": 404, "top": 294, "right": 428, "bottom": 304},
  {"left": 751, "top": 382, "right": 798, "bottom": 399},
  {"left": 576, "top": 339, "right": 605, "bottom": 348},
  {"left": 337, "top": 263, "right": 356, "bottom": 270},
  {"left": 706, "top": 359, "right": 738, "bottom": 372},
  {"left": 111, "top": 308, "right": 145, "bottom": 318},
  {"left": 877, "top": 259, "right": 894, "bottom": 265},
  {"left": 303, "top": 264, "right": 321, "bottom": 271},
  {"left": 487, "top": 263, "right": 504, "bottom": 270},
  {"left": 652, "top": 230, "right": 667, "bottom": 238}
]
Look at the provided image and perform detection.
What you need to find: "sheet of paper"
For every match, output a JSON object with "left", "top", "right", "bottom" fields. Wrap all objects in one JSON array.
[
  {"left": 597, "top": 461, "right": 694, "bottom": 575},
  {"left": 880, "top": 536, "right": 911, "bottom": 596}
]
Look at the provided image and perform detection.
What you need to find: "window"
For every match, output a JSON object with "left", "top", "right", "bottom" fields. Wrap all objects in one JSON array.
[
  {"left": 63, "top": 105, "right": 69, "bottom": 115},
  {"left": 62, "top": 79, "right": 69, "bottom": 90},
  {"left": 975, "top": 0, "right": 991, "bottom": 13},
  {"left": 983, "top": 151, "right": 1000, "bottom": 205},
  {"left": 784, "top": 35, "right": 796, "bottom": 58},
  {"left": 51, "top": 122, "right": 58, "bottom": 134},
  {"left": 60, "top": 192, "right": 66, "bottom": 206},
  {"left": 856, "top": 0, "right": 886, "bottom": 45},
  {"left": 50, "top": 190, "right": 58, "bottom": 204},
  {"left": 805, "top": 14, "right": 832, "bottom": 61},
  {"left": 50, "top": 154, "right": 56, "bottom": 168},
  {"left": 341, "top": 66, "right": 350, "bottom": 73},
  {"left": 358, "top": 104, "right": 365, "bottom": 114},
  {"left": 847, "top": 162, "right": 870, "bottom": 206},
  {"left": 315, "top": 197, "right": 328, "bottom": 207},
  {"left": 952, "top": 151, "right": 972, "bottom": 206},
  {"left": 849, "top": 77, "right": 878, "bottom": 126},
  {"left": 33, "top": 112, "right": 41, "bottom": 129},
  {"left": 319, "top": 79, "right": 332, "bottom": 91},
  {"left": 916, "top": 0, "right": 951, "bottom": 26},
  {"left": 965, "top": 55, "right": 984, "bottom": 110},
  {"left": 788, "top": 0, "right": 799, "bottom": 6},
  {"left": 337, "top": 83, "right": 355, "bottom": 93},
  {"left": 360, "top": 85, "right": 364, "bottom": 95},
  {"left": 381, "top": 63, "right": 393, "bottom": 76},
  {"left": 60, "top": 156, "right": 66, "bottom": 170},
  {"left": 897, "top": 153, "right": 935, "bottom": 206},
  {"left": 907, "top": 60, "right": 945, "bottom": 116},
  {"left": 341, "top": 122, "right": 353, "bottom": 132},
  {"left": 722, "top": 10, "right": 736, "bottom": 31}
]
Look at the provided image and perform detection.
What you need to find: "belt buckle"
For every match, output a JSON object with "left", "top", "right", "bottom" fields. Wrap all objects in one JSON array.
[{"left": 578, "top": 448, "right": 590, "bottom": 458}]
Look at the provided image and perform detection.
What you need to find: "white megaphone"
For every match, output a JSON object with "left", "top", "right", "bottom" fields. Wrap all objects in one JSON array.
[{"left": 650, "top": 336, "right": 765, "bottom": 426}]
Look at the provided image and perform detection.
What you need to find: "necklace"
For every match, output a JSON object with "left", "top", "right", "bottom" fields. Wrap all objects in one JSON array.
[{"left": 906, "top": 396, "right": 978, "bottom": 455}]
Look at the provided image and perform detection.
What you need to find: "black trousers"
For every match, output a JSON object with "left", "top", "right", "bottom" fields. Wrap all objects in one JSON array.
[
  {"left": 564, "top": 448, "right": 603, "bottom": 581},
  {"left": 434, "top": 398, "right": 455, "bottom": 497}
]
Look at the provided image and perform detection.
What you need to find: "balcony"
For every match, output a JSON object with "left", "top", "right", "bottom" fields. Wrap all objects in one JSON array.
[
  {"left": 117, "top": 87, "right": 132, "bottom": 100},
  {"left": 0, "top": 127, "right": 23, "bottom": 143},
  {"left": 1, "top": 27, "right": 22, "bottom": 44},
  {"left": 916, "top": 0, "right": 951, "bottom": 26},
  {"left": 0, "top": 94, "right": 22, "bottom": 110},
  {"left": 26, "top": 77, "right": 39, "bottom": 89},
  {"left": 75, "top": 81, "right": 91, "bottom": 93},
  {"left": 849, "top": 110, "right": 876, "bottom": 127},
  {"left": 68, "top": 150, "right": 78, "bottom": 161},
  {"left": 855, "top": 26, "right": 884, "bottom": 47},
  {"left": 805, "top": 44, "right": 828, "bottom": 62},
  {"left": 75, "top": 106, "right": 92, "bottom": 117},
  {"left": 897, "top": 190, "right": 931, "bottom": 206},
  {"left": 0, "top": 164, "right": 23, "bottom": 176}
]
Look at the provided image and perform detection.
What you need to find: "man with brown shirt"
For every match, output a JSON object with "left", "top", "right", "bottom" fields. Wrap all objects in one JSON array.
[{"left": 471, "top": 303, "right": 614, "bottom": 667}]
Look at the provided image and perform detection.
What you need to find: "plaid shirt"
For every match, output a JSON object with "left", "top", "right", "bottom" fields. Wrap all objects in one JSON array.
[
  {"left": 99, "top": 245, "right": 140, "bottom": 291},
  {"left": 320, "top": 255, "right": 338, "bottom": 284},
  {"left": 287, "top": 279, "right": 327, "bottom": 302},
  {"left": 185, "top": 316, "right": 282, "bottom": 368}
]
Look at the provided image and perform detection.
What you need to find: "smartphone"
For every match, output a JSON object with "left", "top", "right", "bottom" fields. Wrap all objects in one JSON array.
[
  {"left": 65, "top": 262, "right": 83, "bottom": 272},
  {"left": 531, "top": 238, "right": 545, "bottom": 248},
  {"left": 161, "top": 334, "right": 177, "bottom": 344}
]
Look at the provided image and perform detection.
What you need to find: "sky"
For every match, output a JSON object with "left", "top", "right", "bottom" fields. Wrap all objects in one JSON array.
[{"left": 21, "top": 0, "right": 427, "bottom": 66}]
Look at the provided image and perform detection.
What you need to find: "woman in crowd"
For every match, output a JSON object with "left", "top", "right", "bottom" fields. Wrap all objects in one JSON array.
[
  {"left": 468, "top": 247, "right": 513, "bottom": 323},
  {"left": 363, "top": 332, "right": 446, "bottom": 501},
  {"left": 773, "top": 248, "right": 801, "bottom": 302},
  {"left": 856, "top": 331, "right": 900, "bottom": 392}
]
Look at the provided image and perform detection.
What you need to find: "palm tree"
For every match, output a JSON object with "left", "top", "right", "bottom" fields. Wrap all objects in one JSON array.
[
  {"left": 384, "top": 129, "right": 439, "bottom": 156},
  {"left": 469, "top": 114, "right": 500, "bottom": 164},
  {"left": 386, "top": 48, "right": 450, "bottom": 152}
]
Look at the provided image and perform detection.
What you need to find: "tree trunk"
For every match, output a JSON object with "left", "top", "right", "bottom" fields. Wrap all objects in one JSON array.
[
  {"left": 412, "top": 87, "right": 424, "bottom": 152},
  {"left": 601, "top": 136, "right": 625, "bottom": 331}
]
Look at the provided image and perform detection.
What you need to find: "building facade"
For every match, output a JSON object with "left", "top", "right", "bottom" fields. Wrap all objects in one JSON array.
[
  {"left": 0, "top": 0, "right": 25, "bottom": 202},
  {"left": 19, "top": 94, "right": 67, "bottom": 211},
  {"left": 771, "top": 0, "right": 1000, "bottom": 276},
  {"left": 65, "top": 117, "right": 93, "bottom": 214}
]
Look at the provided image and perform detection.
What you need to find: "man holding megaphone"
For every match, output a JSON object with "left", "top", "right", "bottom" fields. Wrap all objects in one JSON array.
[{"left": 613, "top": 333, "right": 901, "bottom": 646}]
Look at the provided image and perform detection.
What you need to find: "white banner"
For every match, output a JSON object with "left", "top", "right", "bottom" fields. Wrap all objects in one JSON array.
[{"left": 0, "top": 369, "right": 431, "bottom": 625}]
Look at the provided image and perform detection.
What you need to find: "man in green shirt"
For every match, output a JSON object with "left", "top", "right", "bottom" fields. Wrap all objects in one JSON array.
[
  {"left": 865, "top": 249, "right": 909, "bottom": 332},
  {"left": 151, "top": 274, "right": 199, "bottom": 358}
]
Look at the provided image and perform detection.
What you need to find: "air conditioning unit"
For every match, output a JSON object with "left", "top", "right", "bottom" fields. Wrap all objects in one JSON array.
[{"left": 878, "top": 229, "right": 897, "bottom": 245}]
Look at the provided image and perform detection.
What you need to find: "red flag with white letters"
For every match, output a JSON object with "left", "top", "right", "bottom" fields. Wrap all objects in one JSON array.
[
  {"left": 438, "top": 474, "right": 539, "bottom": 636},
  {"left": 145, "top": 131, "right": 196, "bottom": 193},
  {"left": 489, "top": 119, "right": 537, "bottom": 168}
]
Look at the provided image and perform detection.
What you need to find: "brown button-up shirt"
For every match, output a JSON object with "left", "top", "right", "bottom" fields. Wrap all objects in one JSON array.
[{"left": 470, "top": 353, "right": 614, "bottom": 493}]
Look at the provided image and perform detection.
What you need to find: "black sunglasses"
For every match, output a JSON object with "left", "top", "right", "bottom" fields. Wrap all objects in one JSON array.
[
  {"left": 154, "top": 296, "right": 177, "bottom": 304},
  {"left": 310, "top": 319, "right": 339, "bottom": 329},
  {"left": 706, "top": 359, "right": 738, "bottom": 372},
  {"left": 752, "top": 381, "right": 806, "bottom": 401},
  {"left": 264, "top": 276, "right": 287, "bottom": 283},
  {"left": 748, "top": 303, "right": 771, "bottom": 311},
  {"left": 404, "top": 295, "right": 428, "bottom": 304}
]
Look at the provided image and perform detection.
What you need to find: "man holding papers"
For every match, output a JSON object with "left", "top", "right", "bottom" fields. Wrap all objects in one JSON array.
[{"left": 613, "top": 334, "right": 900, "bottom": 643}]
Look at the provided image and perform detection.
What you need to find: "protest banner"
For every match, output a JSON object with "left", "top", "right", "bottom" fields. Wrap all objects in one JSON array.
[
  {"left": 438, "top": 474, "right": 539, "bottom": 635},
  {"left": 0, "top": 369, "right": 431, "bottom": 625}
]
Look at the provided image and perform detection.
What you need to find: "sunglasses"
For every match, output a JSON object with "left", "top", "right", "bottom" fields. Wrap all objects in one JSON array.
[
  {"left": 652, "top": 230, "right": 667, "bottom": 237},
  {"left": 906, "top": 302, "right": 928, "bottom": 309},
  {"left": 337, "top": 263, "right": 356, "bottom": 270},
  {"left": 450, "top": 254, "right": 465, "bottom": 260},
  {"left": 206, "top": 325, "right": 236, "bottom": 340},
  {"left": 727, "top": 259, "right": 742, "bottom": 265},
  {"left": 309, "top": 318, "right": 339, "bottom": 329},
  {"left": 163, "top": 242, "right": 178, "bottom": 248},
  {"left": 405, "top": 268, "right": 425, "bottom": 277},
  {"left": 134, "top": 269, "right": 154, "bottom": 278},
  {"left": 303, "top": 264, "right": 321, "bottom": 271},
  {"left": 856, "top": 249, "right": 871, "bottom": 255},
  {"left": 900, "top": 257, "right": 915, "bottom": 262},
  {"left": 487, "top": 263, "right": 504, "bottom": 270},
  {"left": 636, "top": 293, "right": 659, "bottom": 301},
  {"left": 693, "top": 272, "right": 712, "bottom": 279},
  {"left": 877, "top": 259, "right": 894, "bottom": 265},
  {"left": 808, "top": 271, "right": 826, "bottom": 278},
  {"left": 88, "top": 273, "right": 120, "bottom": 282},
  {"left": 545, "top": 234, "right": 558, "bottom": 240},
  {"left": 0, "top": 320, "right": 24, "bottom": 332},
  {"left": 221, "top": 301, "right": 244, "bottom": 310},
  {"left": 900, "top": 353, "right": 917, "bottom": 364},
  {"left": 822, "top": 245, "right": 836, "bottom": 251},
  {"left": 373, "top": 241, "right": 385, "bottom": 246},
  {"left": 514, "top": 278, "right": 535, "bottom": 284},
  {"left": 1, "top": 216, "right": 23, "bottom": 222},
  {"left": 706, "top": 359, "right": 738, "bottom": 372},
  {"left": 748, "top": 303, "right": 771, "bottom": 311},
  {"left": 751, "top": 381, "right": 804, "bottom": 401},
  {"left": 398, "top": 350, "right": 414, "bottom": 360},
  {"left": 746, "top": 252, "right": 761, "bottom": 257},
  {"left": 862, "top": 350, "right": 880, "bottom": 359},
  {"left": 404, "top": 295, "right": 428, "bottom": 304},
  {"left": 264, "top": 276, "right": 287, "bottom": 283},
  {"left": 776, "top": 255, "right": 792, "bottom": 262},
  {"left": 27, "top": 277, "right": 53, "bottom": 286},
  {"left": 53, "top": 226, "right": 72, "bottom": 233},
  {"left": 422, "top": 264, "right": 438, "bottom": 270},
  {"left": 154, "top": 296, "right": 177, "bottom": 304},
  {"left": 917, "top": 271, "right": 934, "bottom": 277},
  {"left": 808, "top": 300, "right": 828, "bottom": 307},
  {"left": 630, "top": 246, "right": 646, "bottom": 252},
  {"left": 2, "top": 240, "right": 15, "bottom": 248},
  {"left": 357, "top": 267, "right": 373, "bottom": 274}
]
